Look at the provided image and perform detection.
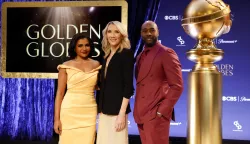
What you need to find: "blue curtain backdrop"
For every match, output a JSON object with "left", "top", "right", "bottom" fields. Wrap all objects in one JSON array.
[
  {"left": 0, "top": 0, "right": 55, "bottom": 141},
  {"left": 0, "top": 0, "right": 56, "bottom": 140},
  {"left": 127, "top": 0, "right": 161, "bottom": 56},
  {"left": 0, "top": 78, "right": 55, "bottom": 140},
  {"left": 0, "top": 0, "right": 161, "bottom": 141}
]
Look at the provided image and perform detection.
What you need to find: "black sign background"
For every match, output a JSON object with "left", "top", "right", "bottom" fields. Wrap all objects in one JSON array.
[{"left": 6, "top": 6, "right": 121, "bottom": 73}]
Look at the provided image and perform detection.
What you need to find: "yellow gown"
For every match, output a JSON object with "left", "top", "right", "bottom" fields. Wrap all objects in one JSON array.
[{"left": 57, "top": 64, "right": 101, "bottom": 144}]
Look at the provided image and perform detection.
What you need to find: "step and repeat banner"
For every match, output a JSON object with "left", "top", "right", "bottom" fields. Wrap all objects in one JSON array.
[
  {"left": 129, "top": 0, "right": 249, "bottom": 141},
  {"left": 0, "top": 1, "right": 127, "bottom": 140}
]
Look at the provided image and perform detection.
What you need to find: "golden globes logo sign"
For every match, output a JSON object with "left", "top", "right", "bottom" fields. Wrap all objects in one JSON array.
[
  {"left": 1, "top": 1, "right": 127, "bottom": 79},
  {"left": 25, "top": 24, "right": 101, "bottom": 58},
  {"left": 215, "top": 64, "right": 234, "bottom": 76}
]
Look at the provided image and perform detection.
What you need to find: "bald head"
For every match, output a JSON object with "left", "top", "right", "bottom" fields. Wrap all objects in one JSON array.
[
  {"left": 141, "top": 21, "right": 159, "bottom": 31},
  {"left": 141, "top": 21, "right": 159, "bottom": 47}
]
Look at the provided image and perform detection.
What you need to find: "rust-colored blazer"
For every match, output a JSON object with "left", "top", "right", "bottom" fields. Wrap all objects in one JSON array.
[{"left": 133, "top": 42, "right": 184, "bottom": 124}]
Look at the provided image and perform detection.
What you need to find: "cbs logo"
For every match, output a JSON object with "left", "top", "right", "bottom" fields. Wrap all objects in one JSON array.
[
  {"left": 164, "top": 15, "right": 179, "bottom": 20},
  {"left": 222, "top": 96, "right": 237, "bottom": 101}
]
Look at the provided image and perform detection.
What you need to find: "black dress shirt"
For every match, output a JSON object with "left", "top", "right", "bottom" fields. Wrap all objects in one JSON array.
[{"left": 96, "top": 48, "right": 134, "bottom": 115}]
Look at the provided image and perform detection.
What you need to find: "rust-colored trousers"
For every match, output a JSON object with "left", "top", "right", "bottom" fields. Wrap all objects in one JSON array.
[{"left": 137, "top": 115, "right": 170, "bottom": 144}]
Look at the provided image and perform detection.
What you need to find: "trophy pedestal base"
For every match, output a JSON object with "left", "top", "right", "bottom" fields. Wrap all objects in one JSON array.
[{"left": 187, "top": 69, "right": 222, "bottom": 144}]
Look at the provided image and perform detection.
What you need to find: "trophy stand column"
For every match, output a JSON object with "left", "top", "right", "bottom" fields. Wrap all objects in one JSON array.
[{"left": 187, "top": 39, "right": 223, "bottom": 144}]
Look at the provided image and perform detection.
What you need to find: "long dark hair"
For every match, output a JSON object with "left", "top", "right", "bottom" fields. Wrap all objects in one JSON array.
[{"left": 68, "top": 32, "right": 95, "bottom": 59}]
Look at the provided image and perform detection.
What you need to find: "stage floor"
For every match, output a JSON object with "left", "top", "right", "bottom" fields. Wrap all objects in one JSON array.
[{"left": 1, "top": 135, "right": 250, "bottom": 144}]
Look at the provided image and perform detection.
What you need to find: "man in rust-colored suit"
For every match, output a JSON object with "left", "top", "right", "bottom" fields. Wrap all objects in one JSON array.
[{"left": 134, "top": 21, "right": 184, "bottom": 144}]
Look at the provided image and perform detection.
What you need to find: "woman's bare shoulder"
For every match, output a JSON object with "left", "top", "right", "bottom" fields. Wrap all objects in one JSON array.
[{"left": 90, "top": 59, "right": 100, "bottom": 68}]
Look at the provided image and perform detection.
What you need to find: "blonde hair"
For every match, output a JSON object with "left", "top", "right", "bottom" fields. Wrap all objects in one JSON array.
[{"left": 102, "top": 21, "right": 131, "bottom": 58}]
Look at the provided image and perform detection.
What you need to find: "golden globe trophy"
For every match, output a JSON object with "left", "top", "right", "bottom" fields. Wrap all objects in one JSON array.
[{"left": 181, "top": 0, "right": 232, "bottom": 144}]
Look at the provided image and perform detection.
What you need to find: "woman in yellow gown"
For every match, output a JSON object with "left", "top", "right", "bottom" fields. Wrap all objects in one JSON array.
[{"left": 54, "top": 32, "right": 101, "bottom": 144}]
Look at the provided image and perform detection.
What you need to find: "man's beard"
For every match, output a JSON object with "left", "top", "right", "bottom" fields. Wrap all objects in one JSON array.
[{"left": 143, "top": 38, "right": 157, "bottom": 47}]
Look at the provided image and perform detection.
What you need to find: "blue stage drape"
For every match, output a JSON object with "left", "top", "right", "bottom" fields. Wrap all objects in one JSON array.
[
  {"left": 0, "top": 0, "right": 55, "bottom": 141},
  {"left": 0, "top": 0, "right": 161, "bottom": 141},
  {"left": 126, "top": 0, "right": 161, "bottom": 56},
  {"left": 0, "top": 78, "right": 55, "bottom": 140}
]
